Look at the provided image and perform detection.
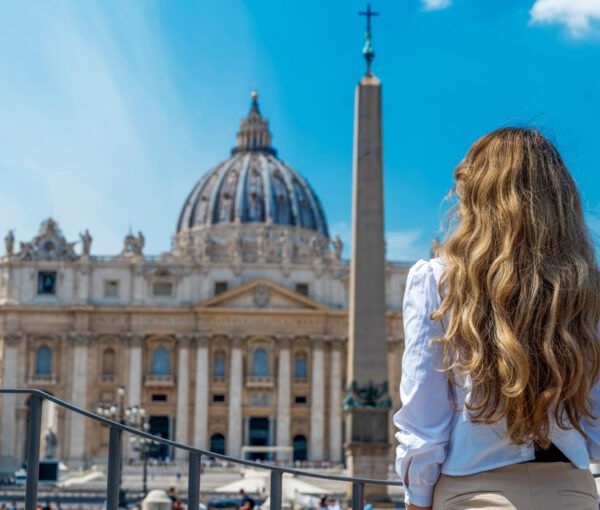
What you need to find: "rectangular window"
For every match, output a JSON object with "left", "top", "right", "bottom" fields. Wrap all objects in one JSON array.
[
  {"left": 214, "top": 282, "right": 228, "bottom": 295},
  {"left": 152, "top": 394, "right": 167, "bottom": 402},
  {"left": 37, "top": 271, "right": 57, "bottom": 295},
  {"left": 152, "top": 281, "right": 173, "bottom": 297},
  {"left": 294, "top": 395, "right": 307, "bottom": 405},
  {"left": 295, "top": 283, "right": 309, "bottom": 296},
  {"left": 213, "top": 394, "right": 226, "bottom": 403},
  {"left": 104, "top": 280, "right": 120, "bottom": 298}
]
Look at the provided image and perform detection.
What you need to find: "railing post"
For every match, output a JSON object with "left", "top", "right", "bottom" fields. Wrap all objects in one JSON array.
[
  {"left": 25, "top": 395, "right": 42, "bottom": 510},
  {"left": 188, "top": 453, "right": 201, "bottom": 510},
  {"left": 352, "top": 482, "right": 364, "bottom": 510},
  {"left": 270, "top": 470, "right": 283, "bottom": 510},
  {"left": 106, "top": 427, "right": 122, "bottom": 510}
]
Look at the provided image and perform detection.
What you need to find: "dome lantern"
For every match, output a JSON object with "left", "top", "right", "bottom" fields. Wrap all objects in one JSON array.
[{"left": 231, "top": 91, "right": 276, "bottom": 157}]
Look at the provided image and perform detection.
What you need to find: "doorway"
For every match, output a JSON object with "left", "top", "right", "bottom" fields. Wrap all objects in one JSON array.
[
  {"left": 148, "top": 416, "right": 171, "bottom": 460},
  {"left": 248, "top": 417, "right": 270, "bottom": 460}
]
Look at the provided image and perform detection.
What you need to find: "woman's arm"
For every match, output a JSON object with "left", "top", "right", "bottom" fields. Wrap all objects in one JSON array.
[
  {"left": 584, "top": 339, "right": 600, "bottom": 461},
  {"left": 394, "top": 259, "right": 453, "bottom": 509}
]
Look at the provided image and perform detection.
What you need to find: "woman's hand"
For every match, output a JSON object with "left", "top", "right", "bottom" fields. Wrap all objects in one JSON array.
[{"left": 406, "top": 505, "right": 432, "bottom": 510}]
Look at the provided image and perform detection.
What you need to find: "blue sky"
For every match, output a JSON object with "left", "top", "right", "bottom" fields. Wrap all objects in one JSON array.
[{"left": 0, "top": 0, "right": 599, "bottom": 261}]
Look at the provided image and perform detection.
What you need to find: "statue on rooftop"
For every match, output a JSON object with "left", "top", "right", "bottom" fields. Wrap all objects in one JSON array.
[
  {"left": 136, "top": 231, "right": 145, "bottom": 255},
  {"left": 80, "top": 229, "right": 93, "bottom": 257},
  {"left": 4, "top": 230, "right": 14, "bottom": 257},
  {"left": 332, "top": 235, "right": 343, "bottom": 261}
]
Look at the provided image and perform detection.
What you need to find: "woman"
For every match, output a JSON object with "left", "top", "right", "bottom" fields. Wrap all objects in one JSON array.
[{"left": 394, "top": 128, "right": 600, "bottom": 510}]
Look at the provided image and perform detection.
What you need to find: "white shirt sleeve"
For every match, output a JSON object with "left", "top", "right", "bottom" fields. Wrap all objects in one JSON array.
[
  {"left": 393, "top": 259, "right": 453, "bottom": 508},
  {"left": 584, "top": 333, "right": 600, "bottom": 462}
]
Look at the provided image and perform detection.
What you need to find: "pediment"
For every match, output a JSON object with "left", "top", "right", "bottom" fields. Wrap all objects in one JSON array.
[{"left": 195, "top": 278, "right": 328, "bottom": 311}]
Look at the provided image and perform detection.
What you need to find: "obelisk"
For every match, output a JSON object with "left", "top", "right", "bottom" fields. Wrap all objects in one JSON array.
[{"left": 344, "top": 4, "right": 391, "bottom": 497}]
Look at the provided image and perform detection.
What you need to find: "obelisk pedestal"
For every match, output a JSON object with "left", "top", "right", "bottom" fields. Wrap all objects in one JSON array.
[{"left": 344, "top": 72, "right": 391, "bottom": 499}]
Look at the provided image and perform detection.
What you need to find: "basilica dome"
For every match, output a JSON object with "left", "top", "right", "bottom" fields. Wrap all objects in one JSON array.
[{"left": 177, "top": 92, "right": 329, "bottom": 238}]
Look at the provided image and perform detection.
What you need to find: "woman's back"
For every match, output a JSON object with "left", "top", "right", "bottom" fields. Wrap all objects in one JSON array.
[{"left": 395, "top": 128, "right": 600, "bottom": 510}]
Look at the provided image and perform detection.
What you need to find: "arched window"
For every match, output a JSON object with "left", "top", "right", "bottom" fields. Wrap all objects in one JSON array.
[
  {"left": 210, "top": 433, "right": 226, "bottom": 455},
  {"left": 35, "top": 346, "right": 52, "bottom": 375},
  {"left": 294, "top": 353, "right": 307, "bottom": 380},
  {"left": 102, "top": 348, "right": 116, "bottom": 379},
  {"left": 251, "top": 348, "right": 268, "bottom": 377},
  {"left": 213, "top": 352, "right": 226, "bottom": 378},
  {"left": 293, "top": 434, "right": 307, "bottom": 461},
  {"left": 151, "top": 348, "right": 170, "bottom": 376}
]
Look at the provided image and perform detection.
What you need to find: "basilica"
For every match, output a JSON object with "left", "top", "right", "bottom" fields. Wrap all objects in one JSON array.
[{"left": 0, "top": 92, "right": 409, "bottom": 470}]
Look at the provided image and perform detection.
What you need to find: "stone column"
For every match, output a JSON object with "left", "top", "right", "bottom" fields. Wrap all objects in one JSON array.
[
  {"left": 127, "top": 334, "right": 144, "bottom": 406},
  {"left": 193, "top": 335, "right": 210, "bottom": 450},
  {"left": 0, "top": 333, "right": 21, "bottom": 469},
  {"left": 309, "top": 337, "right": 325, "bottom": 462},
  {"left": 68, "top": 332, "right": 91, "bottom": 466},
  {"left": 275, "top": 337, "right": 291, "bottom": 460},
  {"left": 329, "top": 339, "right": 344, "bottom": 463},
  {"left": 126, "top": 333, "right": 144, "bottom": 460},
  {"left": 175, "top": 335, "right": 191, "bottom": 456},
  {"left": 227, "top": 336, "right": 244, "bottom": 457}
]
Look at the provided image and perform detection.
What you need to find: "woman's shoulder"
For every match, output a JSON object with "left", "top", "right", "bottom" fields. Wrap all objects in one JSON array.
[{"left": 408, "top": 257, "right": 445, "bottom": 284}]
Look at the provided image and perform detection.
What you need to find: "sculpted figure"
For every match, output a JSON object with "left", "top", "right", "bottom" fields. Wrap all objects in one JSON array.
[
  {"left": 4, "top": 230, "right": 14, "bottom": 257},
  {"left": 135, "top": 231, "right": 145, "bottom": 255},
  {"left": 80, "top": 229, "right": 93, "bottom": 256},
  {"left": 332, "top": 235, "right": 343, "bottom": 261},
  {"left": 310, "top": 235, "right": 322, "bottom": 259},
  {"left": 44, "top": 428, "right": 58, "bottom": 459}
]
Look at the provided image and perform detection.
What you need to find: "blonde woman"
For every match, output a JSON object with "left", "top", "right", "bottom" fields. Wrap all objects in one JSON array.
[{"left": 394, "top": 128, "right": 600, "bottom": 510}]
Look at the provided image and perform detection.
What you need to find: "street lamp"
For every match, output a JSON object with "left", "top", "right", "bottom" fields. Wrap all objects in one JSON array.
[
  {"left": 96, "top": 385, "right": 127, "bottom": 508},
  {"left": 127, "top": 406, "right": 152, "bottom": 496}
]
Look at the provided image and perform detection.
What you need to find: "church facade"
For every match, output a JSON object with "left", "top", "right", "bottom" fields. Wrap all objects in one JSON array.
[{"left": 0, "top": 93, "right": 409, "bottom": 470}]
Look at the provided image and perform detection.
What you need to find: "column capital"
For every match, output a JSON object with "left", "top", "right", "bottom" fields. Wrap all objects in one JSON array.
[
  {"left": 175, "top": 333, "right": 194, "bottom": 348},
  {"left": 230, "top": 334, "right": 245, "bottom": 349},
  {"left": 194, "top": 334, "right": 211, "bottom": 349},
  {"left": 3, "top": 332, "right": 23, "bottom": 347},
  {"left": 276, "top": 336, "right": 292, "bottom": 349},
  {"left": 68, "top": 331, "right": 93, "bottom": 347},
  {"left": 125, "top": 332, "right": 145, "bottom": 347},
  {"left": 310, "top": 335, "right": 329, "bottom": 348},
  {"left": 330, "top": 337, "right": 346, "bottom": 351}
]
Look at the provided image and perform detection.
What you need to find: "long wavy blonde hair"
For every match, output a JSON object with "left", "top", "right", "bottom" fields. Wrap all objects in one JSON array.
[{"left": 432, "top": 127, "right": 600, "bottom": 446}]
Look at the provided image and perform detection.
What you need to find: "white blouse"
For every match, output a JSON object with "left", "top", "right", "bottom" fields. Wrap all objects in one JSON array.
[{"left": 394, "top": 258, "right": 600, "bottom": 507}]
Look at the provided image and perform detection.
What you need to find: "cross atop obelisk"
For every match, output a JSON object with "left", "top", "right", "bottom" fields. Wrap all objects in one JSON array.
[
  {"left": 344, "top": 2, "right": 390, "bottom": 501},
  {"left": 359, "top": 3, "right": 379, "bottom": 75}
]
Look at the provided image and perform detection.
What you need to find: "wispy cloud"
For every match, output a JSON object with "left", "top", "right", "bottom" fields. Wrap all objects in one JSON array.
[
  {"left": 421, "top": 0, "right": 452, "bottom": 12},
  {"left": 387, "top": 229, "right": 430, "bottom": 262},
  {"left": 530, "top": 0, "right": 600, "bottom": 37}
]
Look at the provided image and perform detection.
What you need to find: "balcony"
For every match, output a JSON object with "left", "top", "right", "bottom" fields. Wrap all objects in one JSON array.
[
  {"left": 28, "top": 374, "right": 57, "bottom": 385},
  {"left": 246, "top": 375, "right": 274, "bottom": 388},
  {"left": 144, "top": 375, "right": 174, "bottom": 387}
]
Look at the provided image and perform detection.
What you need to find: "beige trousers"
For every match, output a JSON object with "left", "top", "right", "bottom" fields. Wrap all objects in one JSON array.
[{"left": 432, "top": 462, "right": 598, "bottom": 510}]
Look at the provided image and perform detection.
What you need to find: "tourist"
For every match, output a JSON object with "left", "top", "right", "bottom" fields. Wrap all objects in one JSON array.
[
  {"left": 42, "top": 502, "right": 52, "bottom": 510},
  {"left": 8, "top": 502, "right": 18, "bottom": 510},
  {"left": 167, "top": 487, "right": 182, "bottom": 510},
  {"left": 395, "top": 128, "right": 600, "bottom": 510},
  {"left": 238, "top": 489, "right": 255, "bottom": 510}
]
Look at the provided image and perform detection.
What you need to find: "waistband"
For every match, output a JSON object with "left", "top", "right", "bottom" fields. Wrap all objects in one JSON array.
[{"left": 532, "top": 442, "right": 570, "bottom": 463}]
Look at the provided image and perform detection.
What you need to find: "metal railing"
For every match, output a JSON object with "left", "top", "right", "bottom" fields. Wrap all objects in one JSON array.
[{"left": 0, "top": 389, "right": 402, "bottom": 510}]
